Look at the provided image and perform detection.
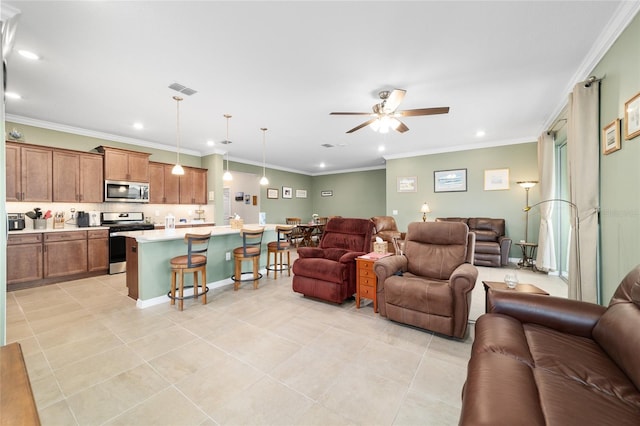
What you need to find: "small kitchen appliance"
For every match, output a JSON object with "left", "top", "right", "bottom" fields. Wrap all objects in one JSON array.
[
  {"left": 88, "top": 211, "right": 101, "bottom": 227},
  {"left": 76, "top": 211, "right": 90, "bottom": 227},
  {"left": 7, "top": 213, "right": 26, "bottom": 231}
]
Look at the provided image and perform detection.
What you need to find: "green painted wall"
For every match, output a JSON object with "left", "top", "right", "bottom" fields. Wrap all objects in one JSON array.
[
  {"left": 591, "top": 13, "right": 640, "bottom": 303},
  {"left": 386, "top": 143, "right": 539, "bottom": 258}
]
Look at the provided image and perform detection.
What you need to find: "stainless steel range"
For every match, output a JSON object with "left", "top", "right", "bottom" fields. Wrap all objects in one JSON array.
[{"left": 102, "top": 212, "right": 154, "bottom": 274}]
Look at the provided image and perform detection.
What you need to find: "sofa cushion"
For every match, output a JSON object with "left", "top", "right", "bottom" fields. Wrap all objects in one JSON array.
[
  {"left": 474, "top": 229, "right": 499, "bottom": 242},
  {"left": 475, "top": 241, "right": 502, "bottom": 255},
  {"left": 468, "top": 217, "right": 505, "bottom": 235},
  {"left": 384, "top": 273, "right": 453, "bottom": 317}
]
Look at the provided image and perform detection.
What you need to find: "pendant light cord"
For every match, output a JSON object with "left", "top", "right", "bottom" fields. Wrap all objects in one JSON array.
[
  {"left": 174, "top": 95, "right": 182, "bottom": 163},
  {"left": 261, "top": 128, "right": 267, "bottom": 176}
]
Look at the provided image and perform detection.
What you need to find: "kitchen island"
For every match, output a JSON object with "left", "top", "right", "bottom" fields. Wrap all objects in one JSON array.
[{"left": 115, "top": 225, "right": 278, "bottom": 308}]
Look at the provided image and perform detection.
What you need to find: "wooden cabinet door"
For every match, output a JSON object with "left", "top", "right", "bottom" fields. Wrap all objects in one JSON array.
[
  {"left": 20, "top": 145, "right": 53, "bottom": 202},
  {"left": 5, "top": 143, "right": 21, "bottom": 202},
  {"left": 79, "top": 154, "right": 103, "bottom": 202},
  {"left": 87, "top": 231, "right": 109, "bottom": 272},
  {"left": 127, "top": 152, "right": 149, "bottom": 182},
  {"left": 103, "top": 149, "right": 129, "bottom": 181},
  {"left": 125, "top": 237, "right": 139, "bottom": 300},
  {"left": 192, "top": 168, "right": 207, "bottom": 204},
  {"left": 179, "top": 168, "right": 194, "bottom": 204},
  {"left": 164, "top": 164, "right": 180, "bottom": 204},
  {"left": 7, "top": 236, "right": 43, "bottom": 285},
  {"left": 148, "top": 162, "right": 165, "bottom": 203},
  {"left": 44, "top": 233, "right": 88, "bottom": 278},
  {"left": 53, "top": 150, "right": 80, "bottom": 202}
]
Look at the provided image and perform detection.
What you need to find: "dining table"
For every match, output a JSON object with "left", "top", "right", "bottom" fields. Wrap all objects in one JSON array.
[{"left": 296, "top": 223, "right": 320, "bottom": 247}]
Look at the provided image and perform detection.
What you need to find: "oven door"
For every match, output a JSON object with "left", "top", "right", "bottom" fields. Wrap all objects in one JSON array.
[{"left": 109, "top": 235, "right": 127, "bottom": 274}]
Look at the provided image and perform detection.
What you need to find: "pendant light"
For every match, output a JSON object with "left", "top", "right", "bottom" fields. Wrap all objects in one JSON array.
[
  {"left": 222, "top": 114, "right": 233, "bottom": 181},
  {"left": 171, "top": 95, "right": 185, "bottom": 175},
  {"left": 259, "top": 127, "right": 269, "bottom": 185}
]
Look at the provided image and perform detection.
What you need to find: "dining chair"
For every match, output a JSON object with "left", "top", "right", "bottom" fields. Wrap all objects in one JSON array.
[{"left": 286, "top": 217, "right": 304, "bottom": 247}]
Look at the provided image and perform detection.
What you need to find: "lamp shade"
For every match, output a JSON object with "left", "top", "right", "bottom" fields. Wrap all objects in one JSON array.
[
  {"left": 517, "top": 180, "right": 538, "bottom": 189},
  {"left": 420, "top": 203, "right": 431, "bottom": 213}
]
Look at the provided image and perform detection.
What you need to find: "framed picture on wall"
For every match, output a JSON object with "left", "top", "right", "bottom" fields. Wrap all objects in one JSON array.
[
  {"left": 267, "top": 188, "right": 278, "bottom": 199},
  {"left": 321, "top": 190, "right": 333, "bottom": 197},
  {"left": 296, "top": 189, "right": 307, "bottom": 198},
  {"left": 624, "top": 92, "right": 640, "bottom": 140},
  {"left": 434, "top": 169, "right": 467, "bottom": 192},
  {"left": 282, "top": 186, "right": 293, "bottom": 199},
  {"left": 602, "top": 118, "right": 621, "bottom": 155},
  {"left": 397, "top": 176, "right": 417, "bottom": 192},
  {"left": 484, "top": 168, "right": 510, "bottom": 190}
]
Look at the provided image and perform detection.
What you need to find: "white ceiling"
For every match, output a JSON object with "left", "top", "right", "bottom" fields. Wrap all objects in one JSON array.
[{"left": 4, "top": 1, "right": 639, "bottom": 175}]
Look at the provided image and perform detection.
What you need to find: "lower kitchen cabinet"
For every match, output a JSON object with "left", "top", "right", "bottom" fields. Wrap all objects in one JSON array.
[
  {"left": 6, "top": 234, "right": 44, "bottom": 286},
  {"left": 87, "top": 230, "right": 109, "bottom": 272},
  {"left": 125, "top": 237, "right": 138, "bottom": 300},
  {"left": 44, "top": 232, "right": 88, "bottom": 278}
]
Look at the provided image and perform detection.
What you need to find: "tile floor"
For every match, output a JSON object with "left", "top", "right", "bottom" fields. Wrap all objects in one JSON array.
[{"left": 6, "top": 254, "right": 565, "bottom": 426}]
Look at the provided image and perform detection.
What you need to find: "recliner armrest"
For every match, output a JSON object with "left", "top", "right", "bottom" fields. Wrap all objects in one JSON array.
[
  {"left": 498, "top": 236, "right": 512, "bottom": 266},
  {"left": 449, "top": 263, "right": 478, "bottom": 293},
  {"left": 296, "top": 247, "right": 326, "bottom": 259},
  {"left": 374, "top": 255, "right": 408, "bottom": 286},
  {"left": 487, "top": 290, "right": 606, "bottom": 338},
  {"left": 339, "top": 251, "right": 366, "bottom": 263}
]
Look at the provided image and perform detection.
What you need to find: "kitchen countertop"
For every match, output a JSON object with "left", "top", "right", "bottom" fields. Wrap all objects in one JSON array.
[
  {"left": 9, "top": 225, "right": 110, "bottom": 234},
  {"left": 114, "top": 224, "right": 277, "bottom": 242}
]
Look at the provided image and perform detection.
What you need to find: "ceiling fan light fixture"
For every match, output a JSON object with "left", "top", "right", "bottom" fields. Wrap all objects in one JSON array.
[{"left": 171, "top": 96, "right": 185, "bottom": 176}]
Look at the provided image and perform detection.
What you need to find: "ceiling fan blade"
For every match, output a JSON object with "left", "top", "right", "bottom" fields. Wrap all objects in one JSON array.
[
  {"left": 330, "top": 112, "right": 373, "bottom": 116},
  {"left": 394, "top": 120, "right": 409, "bottom": 133},
  {"left": 346, "top": 118, "right": 378, "bottom": 133},
  {"left": 398, "top": 107, "right": 450, "bottom": 117},
  {"left": 384, "top": 89, "right": 406, "bottom": 112}
]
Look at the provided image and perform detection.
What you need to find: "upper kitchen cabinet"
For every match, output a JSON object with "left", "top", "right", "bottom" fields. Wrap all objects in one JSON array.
[
  {"left": 149, "top": 161, "right": 179, "bottom": 204},
  {"left": 6, "top": 142, "right": 53, "bottom": 202},
  {"left": 179, "top": 167, "right": 207, "bottom": 204},
  {"left": 53, "top": 150, "right": 103, "bottom": 203},
  {"left": 97, "top": 146, "right": 150, "bottom": 182}
]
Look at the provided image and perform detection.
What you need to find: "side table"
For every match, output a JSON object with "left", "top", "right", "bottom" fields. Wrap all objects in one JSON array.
[
  {"left": 482, "top": 280, "right": 549, "bottom": 312},
  {"left": 516, "top": 242, "right": 538, "bottom": 270},
  {"left": 356, "top": 256, "right": 379, "bottom": 312}
]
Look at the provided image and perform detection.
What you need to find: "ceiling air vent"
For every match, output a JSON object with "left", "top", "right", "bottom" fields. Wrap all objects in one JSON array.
[
  {"left": 168, "top": 82, "right": 198, "bottom": 96},
  {"left": 321, "top": 143, "right": 335, "bottom": 148},
  {"left": 220, "top": 140, "right": 232, "bottom": 145}
]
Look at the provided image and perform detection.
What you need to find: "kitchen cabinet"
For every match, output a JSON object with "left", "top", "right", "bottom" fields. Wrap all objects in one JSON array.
[
  {"left": 125, "top": 237, "right": 138, "bottom": 300},
  {"left": 179, "top": 167, "right": 207, "bottom": 204},
  {"left": 53, "top": 150, "right": 103, "bottom": 203},
  {"left": 7, "top": 234, "right": 44, "bottom": 286},
  {"left": 98, "top": 146, "right": 150, "bottom": 182},
  {"left": 44, "top": 231, "right": 88, "bottom": 278},
  {"left": 87, "top": 230, "right": 109, "bottom": 272},
  {"left": 6, "top": 142, "right": 53, "bottom": 202},
  {"left": 149, "top": 162, "right": 180, "bottom": 204}
]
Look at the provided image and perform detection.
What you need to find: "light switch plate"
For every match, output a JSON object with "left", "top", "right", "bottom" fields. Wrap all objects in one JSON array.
[
  {"left": 208, "top": 191, "right": 215, "bottom": 201},
  {"left": 392, "top": 210, "right": 398, "bottom": 215}
]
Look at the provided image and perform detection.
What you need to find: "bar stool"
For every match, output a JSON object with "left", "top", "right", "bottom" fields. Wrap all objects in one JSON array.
[
  {"left": 267, "top": 225, "right": 294, "bottom": 279},
  {"left": 168, "top": 232, "right": 211, "bottom": 311},
  {"left": 232, "top": 227, "right": 265, "bottom": 290}
]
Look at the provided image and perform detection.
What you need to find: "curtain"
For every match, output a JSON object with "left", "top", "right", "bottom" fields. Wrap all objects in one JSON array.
[
  {"left": 567, "top": 82, "right": 600, "bottom": 303},
  {"left": 535, "top": 132, "right": 556, "bottom": 272}
]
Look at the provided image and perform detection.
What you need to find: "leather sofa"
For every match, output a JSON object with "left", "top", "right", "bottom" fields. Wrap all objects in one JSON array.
[
  {"left": 292, "top": 217, "right": 374, "bottom": 304},
  {"left": 436, "top": 217, "right": 511, "bottom": 267},
  {"left": 370, "top": 216, "right": 404, "bottom": 254},
  {"left": 459, "top": 265, "right": 640, "bottom": 425}
]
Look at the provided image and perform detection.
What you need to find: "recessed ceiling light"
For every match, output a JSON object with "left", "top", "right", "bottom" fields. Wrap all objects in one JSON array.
[
  {"left": 133, "top": 122, "right": 144, "bottom": 130},
  {"left": 378, "top": 145, "right": 385, "bottom": 152},
  {"left": 476, "top": 130, "right": 486, "bottom": 137},
  {"left": 18, "top": 50, "right": 40, "bottom": 60},
  {"left": 206, "top": 140, "right": 214, "bottom": 146},
  {"left": 319, "top": 162, "right": 326, "bottom": 168},
  {"left": 5, "top": 92, "right": 21, "bottom": 99}
]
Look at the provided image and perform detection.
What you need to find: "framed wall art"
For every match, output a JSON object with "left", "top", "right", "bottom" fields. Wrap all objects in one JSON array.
[
  {"left": 624, "top": 92, "right": 640, "bottom": 140},
  {"left": 434, "top": 169, "right": 467, "bottom": 193},
  {"left": 282, "top": 186, "right": 293, "bottom": 199},
  {"left": 267, "top": 188, "right": 278, "bottom": 199},
  {"left": 295, "top": 189, "right": 307, "bottom": 198},
  {"left": 321, "top": 190, "right": 333, "bottom": 197},
  {"left": 397, "top": 176, "right": 417, "bottom": 192},
  {"left": 484, "top": 168, "right": 510, "bottom": 191},
  {"left": 602, "top": 118, "right": 621, "bottom": 155}
]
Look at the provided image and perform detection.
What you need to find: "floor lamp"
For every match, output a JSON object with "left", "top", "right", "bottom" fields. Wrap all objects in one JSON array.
[
  {"left": 517, "top": 181, "right": 538, "bottom": 242},
  {"left": 523, "top": 199, "right": 580, "bottom": 289}
]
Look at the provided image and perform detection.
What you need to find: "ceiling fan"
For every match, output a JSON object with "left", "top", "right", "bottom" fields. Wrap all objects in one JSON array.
[{"left": 330, "top": 89, "right": 449, "bottom": 134}]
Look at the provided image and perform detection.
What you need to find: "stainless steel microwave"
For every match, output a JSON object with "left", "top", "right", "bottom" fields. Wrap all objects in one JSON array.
[{"left": 104, "top": 180, "right": 150, "bottom": 203}]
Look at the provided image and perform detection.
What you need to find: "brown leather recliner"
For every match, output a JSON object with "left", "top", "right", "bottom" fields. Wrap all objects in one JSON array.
[
  {"left": 292, "top": 217, "right": 375, "bottom": 304},
  {"left": 436, "top": 217, "right": 511, "bottom": 267},
  {"left": 370, "top": 216, "right": 405, "bottom": 254},
  {"left": 374, "top": 221, "right": 478, "bottom": 338}
]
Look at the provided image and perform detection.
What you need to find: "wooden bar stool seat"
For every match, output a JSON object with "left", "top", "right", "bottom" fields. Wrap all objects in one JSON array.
[
  {"left": 168, "top": 232, "right": 211, "bottom": 311},
  {"left": 267, "top": 225, "right": 294, "bottom": 279},
  {"left": 231, "top": 227, "right": 265, "bottom": 290}
]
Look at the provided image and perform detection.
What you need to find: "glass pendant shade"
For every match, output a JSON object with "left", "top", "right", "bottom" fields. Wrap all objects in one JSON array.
[
  {"left": 171, "top": 96, "right": 184, "bottom": 175},
  {"left": 259, "top": 175, "right": 269, "bottom": 185}
]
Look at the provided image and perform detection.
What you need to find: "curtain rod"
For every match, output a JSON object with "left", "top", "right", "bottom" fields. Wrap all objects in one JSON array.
[{"left": 546, "top": 118, "right": 567, "bottom": 135}]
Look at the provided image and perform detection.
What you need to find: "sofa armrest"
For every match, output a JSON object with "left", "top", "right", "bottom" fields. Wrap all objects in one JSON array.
[
  {"left": 498, "top": 236, "right": 512, "bottom": 266},
  {"left": 450, "top": 263, "right": 478, "bottom": 293},
  {"left": 296, "top": 247, "right": 325, "bottom": 259},
  {"left": 374, "top": 255, "right": 408, "bottom": 284},
  {"left": 487, "top": 290, "right": 607, "bottom": 338}
]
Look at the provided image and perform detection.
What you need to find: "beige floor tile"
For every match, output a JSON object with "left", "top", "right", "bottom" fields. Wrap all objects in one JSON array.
[
  {"left": 36, "top": 320, "right": 111, "bottom": 350},
  {"left": 376, "top": 320, "right": 434, "bottom": 355},
  {"left": 305, "top": 326, "right": 370, "bottom": 362},
  {"left": 357, "top": 339, "right": 423, "bottom": 386},
  {"left": 66, "top": 364, "right": 170, "bottom": 426},
  {"left": 54, "top": 345, "right": 143, "bottom": 396},
  {"left": 6, "top": 319, "right": 34, "bottom": 342},
  {"left": 11, "top": 336, "right": 41, "bottom": 357},
  {"left": 28, "top": 309, "right": 94, "bottom": 335},
  {"left": 37, "top": 399, "right": 79, "bottom": 426},
  {"left": 22, "top": 300, "right": 85, "bottom": 323},
  {"left": 147, "top": 339, "right": 221, "bottom": 384},
  {"left": 128, "top": 324, "right": 198, "bottom": 361},
  {"left": 268, "top": 314, "right": 331, "bottom": 345},
  {"left": 393, "top": 391, "right": 461, "bottom": 426},
  {"left": 409, "top": 353, "right": 468, "bottom": 409},
  {"left": 104, "top": 386, "right": 207, "bottom": 426},
  {"left": 294, "top": 403, "right": 356, "bottom": 426},
  {"left": 318, "top": 365, "right": 408, "bottom": 426},
  {"left": 211, "top": 375, "right": 313, "bottom": 425},
  {"left": 30, "top": 372, "right": 65, "bottom": 409},
  {"left": 23, "top": 350, "right": 53, "bottom": 381},
  {"left": 108, "top": 314, "right": 176, "bottom": 343},
  {"left": 44, "top": 331, "right": 124, "bottom": 370}
]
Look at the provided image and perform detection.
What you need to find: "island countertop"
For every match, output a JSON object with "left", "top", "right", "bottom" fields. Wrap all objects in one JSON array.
[{"left": 114, "top": 224, "right": 278, "bottom": 242}]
